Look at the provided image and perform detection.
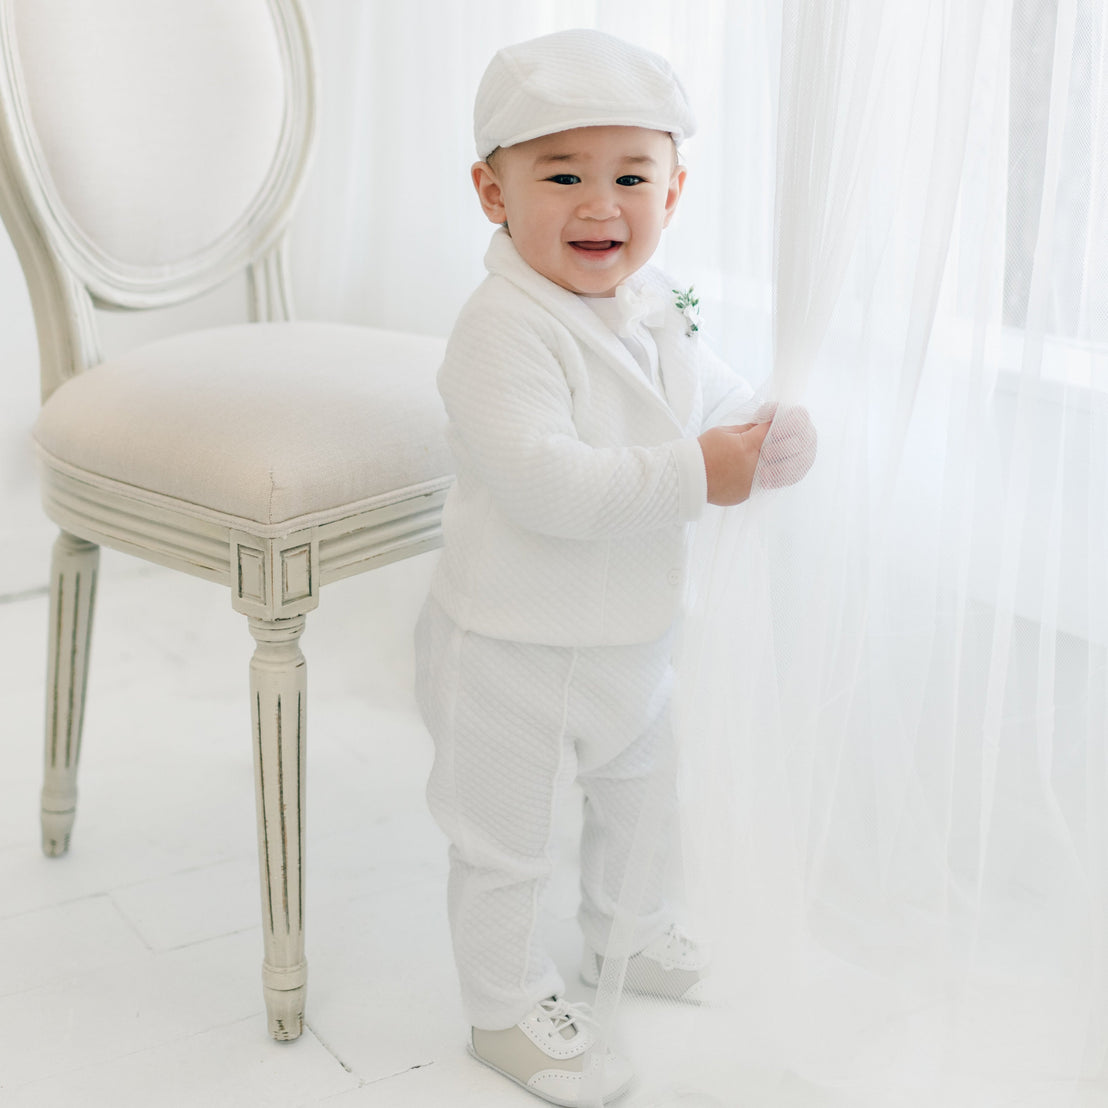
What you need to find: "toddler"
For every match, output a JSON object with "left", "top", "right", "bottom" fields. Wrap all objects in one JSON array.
[{"left": 415, "top": 28, "right": 814, "bottom": 1106}]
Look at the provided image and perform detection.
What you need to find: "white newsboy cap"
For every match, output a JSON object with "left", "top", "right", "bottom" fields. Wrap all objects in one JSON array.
[{"left": 474, "top": 29, "right": 696, "bottom": 159}]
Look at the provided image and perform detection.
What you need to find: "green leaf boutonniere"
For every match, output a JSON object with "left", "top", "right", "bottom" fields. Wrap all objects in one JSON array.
[{"left": 673, "top": 286, "right": 701, "bottom": 337}]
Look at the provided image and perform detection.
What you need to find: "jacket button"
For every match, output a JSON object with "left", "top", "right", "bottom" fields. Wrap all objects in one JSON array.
[{"left": 667, "top": 569, "right": 681, "bottom": 586}]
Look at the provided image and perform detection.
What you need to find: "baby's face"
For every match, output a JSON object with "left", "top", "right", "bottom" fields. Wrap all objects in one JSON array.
[{"left": 472, "top": 125, "right": 686, "bottom": 297}]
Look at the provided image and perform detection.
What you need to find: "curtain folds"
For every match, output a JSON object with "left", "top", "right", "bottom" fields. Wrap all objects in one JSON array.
[
  {"left": 593, "top": 1, "right": 1108, "bottom": 1104},
  {"left": 296, "top": 2, "right": 1107, "bottom": 1103}
]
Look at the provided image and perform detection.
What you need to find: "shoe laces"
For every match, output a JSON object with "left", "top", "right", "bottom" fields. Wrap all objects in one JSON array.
[
  {"left": 663, "top": 923, "right": 694, "bottom": 951},
  {"left": 650, "top": 924, "right": 698, "bottom": 970},
  {"left": 537, "top": 996, "right": 597, "bottom": 1039}
]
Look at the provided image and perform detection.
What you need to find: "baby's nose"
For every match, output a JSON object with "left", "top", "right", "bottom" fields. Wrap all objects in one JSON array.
[{"left": 576, "top": 187, "right": 620, "bottom": 220}]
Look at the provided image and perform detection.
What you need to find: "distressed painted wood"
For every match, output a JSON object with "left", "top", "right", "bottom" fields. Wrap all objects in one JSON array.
[
  {"left": 39, "top": 462, "right": 449, "bottom": 591},
  {"left": 41, "top": 531, "right": 98, "bottom": 856},
  {"left": 249, "top": 615, "right": 307, "bottom": 1041},
  {"left": 248, "top": 240, "right": 294, "bottom": 324},
  {"left": 231, "top": 529, "right": 319, "bottom": 621}
]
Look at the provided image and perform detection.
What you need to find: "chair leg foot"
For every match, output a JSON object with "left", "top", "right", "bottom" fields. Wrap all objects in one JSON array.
[
  {"left": 41, "top": 809, "right": 76, "bottom": 857},
  {"left": 263, "top": 962, "right": 307, "bottom": 1040}
]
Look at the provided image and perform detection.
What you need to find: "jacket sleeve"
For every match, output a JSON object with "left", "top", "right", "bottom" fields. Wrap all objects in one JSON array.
[
  {"left": 439, "top": 290, "right": 705, "bottom": 541},
  {"left": 698, "top": 340, "right": 759, "bottom": 429}
]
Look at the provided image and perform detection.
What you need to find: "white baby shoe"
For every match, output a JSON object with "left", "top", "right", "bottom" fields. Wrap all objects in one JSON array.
[
  {"left": 581, "top": 923, "right": 708, "bottom": 1003},
  {"left": 470, "top": 996, "right": 633, "bottom": 1106}
]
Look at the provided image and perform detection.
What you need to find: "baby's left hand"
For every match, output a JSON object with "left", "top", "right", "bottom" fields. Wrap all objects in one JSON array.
[{"left": 753, "top": 403, "right": 817, "bottom": 488}]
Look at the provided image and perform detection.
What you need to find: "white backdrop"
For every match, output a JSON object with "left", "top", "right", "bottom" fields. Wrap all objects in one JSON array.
[{"left": 2, "top": 2, "right": 1105, "bottom": 1104}]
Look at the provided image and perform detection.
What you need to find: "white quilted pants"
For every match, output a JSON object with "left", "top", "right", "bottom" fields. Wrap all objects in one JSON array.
[{"left": 415, "top": 597, "right": 677, "bottom": 1030}]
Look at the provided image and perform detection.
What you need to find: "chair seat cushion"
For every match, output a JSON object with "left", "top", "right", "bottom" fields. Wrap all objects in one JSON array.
[{"left": 33, "top": 321, "right": 453, "bottom": 529}]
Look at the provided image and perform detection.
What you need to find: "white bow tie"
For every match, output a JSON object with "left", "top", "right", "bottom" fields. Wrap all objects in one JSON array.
[{"left": 614, "top": 284, "right": 667, "bottom": 338}]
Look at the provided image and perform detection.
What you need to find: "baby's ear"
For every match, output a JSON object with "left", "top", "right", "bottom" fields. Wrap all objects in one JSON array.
[
  {"left": 663, "top": 163, "right": 688, "bottom": 228},
  {"left": 472, "top": 161, "right": 507, "bottom": 225}
]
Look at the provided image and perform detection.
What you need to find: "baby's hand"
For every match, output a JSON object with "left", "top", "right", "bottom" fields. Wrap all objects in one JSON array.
[
  {"left": 698, "top": 405, "right": 817, "bottom": 506},
  {"left": 698, "top": 421, "right": 771, "bottom": 506}
]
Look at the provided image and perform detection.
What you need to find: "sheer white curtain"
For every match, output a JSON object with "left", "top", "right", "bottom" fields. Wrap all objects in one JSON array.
[
  {"left": 594, "top": 1, "right": 1108, "bottom": 1105},
  {"left": 293, "top": 2, "right": 1107, "bottom": 1104}
]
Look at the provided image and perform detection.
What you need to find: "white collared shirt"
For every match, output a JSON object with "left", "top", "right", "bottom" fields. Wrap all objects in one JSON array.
[{"left": 580, "top": 293, "right": 662, "bottom": 390}]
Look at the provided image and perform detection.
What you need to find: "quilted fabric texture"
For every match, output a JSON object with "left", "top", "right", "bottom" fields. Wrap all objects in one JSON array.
[
  {"left": 473, "top": 28, "right": 696, "bottom": 157},
  {"left": 429, "top": 230, "right": 754, "bottom": 646},
  {"left": 417, "top": 596, "right": 677, "bottom": 1029},
  {"left": 33, "top": 322, "right": 452, "bottom": 528}
]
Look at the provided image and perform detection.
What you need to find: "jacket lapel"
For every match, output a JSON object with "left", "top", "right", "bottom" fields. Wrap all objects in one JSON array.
[
  {"left": 636, "top": 266, "right": 699, "bottom": 431},
  {"left": 484, "top": 230, "right": 698, "bottom": 431}
]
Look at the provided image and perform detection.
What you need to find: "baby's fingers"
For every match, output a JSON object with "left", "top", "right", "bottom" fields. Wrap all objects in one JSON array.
[{"left": 737, "top": 420, "right": 772, "bottom": 449}]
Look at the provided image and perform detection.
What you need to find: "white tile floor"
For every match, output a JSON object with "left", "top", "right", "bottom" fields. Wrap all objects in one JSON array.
[{"left": 0, "top": 520, "right": 592, "bottom": 1107}]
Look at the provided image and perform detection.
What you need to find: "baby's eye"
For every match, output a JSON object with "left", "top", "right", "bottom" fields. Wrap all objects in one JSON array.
[
  {"left": 616, "top": 175, "right": 645, "bottom": 186},
  {"left": 546, "top": 174, "right": 580, "bottom": 185}
]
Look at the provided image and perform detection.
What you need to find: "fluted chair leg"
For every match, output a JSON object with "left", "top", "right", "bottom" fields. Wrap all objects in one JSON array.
[
  {"left": 248, "top": 615, "right": 308, "bottom": 1041},
  {"left": 42, "top": 531, "right": 99, "bottom": 857}
]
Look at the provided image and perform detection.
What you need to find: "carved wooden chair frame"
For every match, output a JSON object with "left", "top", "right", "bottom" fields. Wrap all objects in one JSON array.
[{"left": 0, "top": 0, "right": 450, "bottom": 1039}]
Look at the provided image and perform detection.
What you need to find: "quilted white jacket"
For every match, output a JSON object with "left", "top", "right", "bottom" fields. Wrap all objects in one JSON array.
[{"left": 429, "top": 229, "right": 755, "bottom": 646}]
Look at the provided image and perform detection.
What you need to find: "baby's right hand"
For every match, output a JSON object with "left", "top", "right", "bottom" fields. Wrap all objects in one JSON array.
[{"left": 698, "top": 421, "right": 772, "bottom": 506}]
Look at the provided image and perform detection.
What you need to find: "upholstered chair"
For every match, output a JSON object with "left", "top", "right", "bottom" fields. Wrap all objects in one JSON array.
[{"left": 0, "top": 0, "right": 452, "bottom": 1039}]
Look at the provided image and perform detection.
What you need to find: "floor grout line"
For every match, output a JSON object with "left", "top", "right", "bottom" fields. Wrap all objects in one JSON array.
[
  {"left": 304, "top": 1019, "right": 357, "bottom": 1076},
  {"left": 362, "top": 1059, "right": 436, "bottom": 1087},
  {"left": 0, "top": 585, "right": 48, "bottom": 605}
]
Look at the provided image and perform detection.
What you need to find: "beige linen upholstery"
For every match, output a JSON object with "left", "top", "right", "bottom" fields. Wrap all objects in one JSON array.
[
  {"left": 34, "top": 323, "right": 450, "bottom": 530},
  {"left": 0, "top": 0, "right": 453, "bottom": 1040}
]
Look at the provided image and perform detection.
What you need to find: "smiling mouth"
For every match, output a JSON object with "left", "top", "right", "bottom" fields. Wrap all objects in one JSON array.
[{"left": 570, "top": 240, "right": 622, "bottom": 253}]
